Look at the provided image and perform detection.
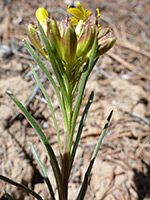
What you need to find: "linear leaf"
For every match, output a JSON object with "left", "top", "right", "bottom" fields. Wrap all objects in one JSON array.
[
  {"left": 37, "top": 22, "right": 70, "bottom": 124},
  {"left": 76, "top": 110, "right": 113, "bottom": 200},
  {"left": 29, "top": 63, "right": 62, "bottom": 155},
  {"left": 30, "top": 143, "right": 56, "bottom": 200},
  {"left": 24, "top": 40, "right": 68, "bottom": 131},
  {"left": 3, "top": 190, "right": 14, "bottom": 200},
  {"left": 7, "top": 91, "right": 66, "bottom": 199},
  {"left": 0, "top": 175, "right": 43, "bottom": 200},
  {"left": 49, "top": 33, "right": 64, "bottom": 76},
  {"left": 69, "top": 91, "right": 94, "bottom": 173},
  {"left": 69, "top": 39, "right": 98, "bottom": 151}
]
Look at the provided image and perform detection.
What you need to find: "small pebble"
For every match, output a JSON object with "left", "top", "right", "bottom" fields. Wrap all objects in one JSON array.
[
  {"left": 121, "top": 74, "right": 130, "bottom": 80},
  {"left": 42, "top": 121, "right": 49, "bottom": 129}
]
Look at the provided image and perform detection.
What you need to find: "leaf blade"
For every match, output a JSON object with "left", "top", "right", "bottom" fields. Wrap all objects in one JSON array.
[
  {"left": 0, "top": 175, "right": 43, "bottom": 200},
  {"left": 3, "top": 190, "right": 14, "bottom": 200},
  {"left": 69, "top": 39, "right": 98, "bottom": 151},
  {"left": 29, "top": 63, "right": 62, "bottom": 155},
  {"left": 37, "top": 22, "right": 70, "bottom": 126},
  {"left": 76, "top": 110, "right": 113, "bottom": 200},
  {"left": 7, "top": 91, "right": 66, "bottom": 199},
  {"left": 30, "top": 143, "right": 56, "bottom": 200},
  {"left": 69, "top": 91, "right": 94, "bottom": 173},
  {"left": 24, "top": 40, "right": 68, "bottom": 133}
]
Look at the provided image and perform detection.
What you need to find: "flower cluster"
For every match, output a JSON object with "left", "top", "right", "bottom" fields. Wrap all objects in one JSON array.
[{"left": 27, "top": 2, "right": 116, "bottom": 72}]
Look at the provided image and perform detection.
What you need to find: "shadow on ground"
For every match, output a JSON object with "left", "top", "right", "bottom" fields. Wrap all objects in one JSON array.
[{"left": 133, "top": 160, "right": 150, "bottom": 200}]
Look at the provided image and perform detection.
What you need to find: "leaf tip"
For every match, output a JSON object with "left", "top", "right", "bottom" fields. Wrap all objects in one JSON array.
[
  {"left": 107, "top": 110, "right": 113, "bottom": 122},
  {"left": 6, "top": 90, "right": 13, "bottom": 95}
]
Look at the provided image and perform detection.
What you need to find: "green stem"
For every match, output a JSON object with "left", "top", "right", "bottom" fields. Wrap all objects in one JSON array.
[
  {"left": 63, "top": 66, "right": 73, "bottom": 153},
  {"left": 69, "top": 39, "right": 98, "bottom": 151},
  {"left": 61, "top": 71, "right": 73, "bottom": 200},
  {"left": 61, "top": 105, "right": 72, "bottom": 199},
  {"left": 61, "top": 114, "right": 71, "bottom": 200}
]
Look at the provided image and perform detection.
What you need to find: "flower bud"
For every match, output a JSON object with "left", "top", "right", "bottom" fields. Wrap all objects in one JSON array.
[
  {"left": 27, "top": 22, "right": 48, "bottom": 59},
  {"left": 98, "top": 28, "right": 110, "bottom": 39},
  {"left": 76, "top": 23, "right": 96, "bottom": 58},
  {"left": 97, "top": 28, "right": 116, "bottom": 57},
  {"left": 49, "top": 17, "right": 62, "bottom": 58},
  {"left": 62, "top": 22, "right": 77, "bottom": 64},
  {"left": 58, "top": 20, "right": 66, "bottom": 38}
]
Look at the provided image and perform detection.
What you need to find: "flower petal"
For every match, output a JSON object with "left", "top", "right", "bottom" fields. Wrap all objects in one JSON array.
[
  {"left": 76, "top": 1, "right": 85, "bottom": 14},
  {"left": 85, "top": 10, "right": 92, "bottom": 20},
  {"left": 70, "top": 17, "right": 79, "bottom": 25},
  {"left": 36, "top": 8, "right": 48, "bottom": 24},
  {"left": 96, "top": 8, "right": 101, "bottom": 18},
  {"left": 67, "top": 2, "right": 94, "bottom": 25},
  {"left": 67, "top": 6, "right": 84, "bottom": 21}
]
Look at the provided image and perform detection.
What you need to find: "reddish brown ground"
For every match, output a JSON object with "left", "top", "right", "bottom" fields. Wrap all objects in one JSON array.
[{"left": 0, "top": 0, "right": 150, "bottom": 199}]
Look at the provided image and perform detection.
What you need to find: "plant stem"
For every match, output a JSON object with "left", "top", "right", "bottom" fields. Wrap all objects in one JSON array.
[
  {"left": 61, "top": 71, "right": 73, "bottom": 200},
  {"left": 61, "top": 152, "right": 70, "bottom": 200},
  {"left": 61, "top": 117, "right": 72, "bottom": 200}
]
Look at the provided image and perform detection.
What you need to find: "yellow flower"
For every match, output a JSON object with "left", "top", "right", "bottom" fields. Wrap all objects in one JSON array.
[
  {"left": 96, "top": 8, "right": 101, "bottom": 18},
  {"left": 35, "top": 8, "right": 48, "bottom": 28},
  {"left": 27, "top": 5, "right": 115, "bottom": 80},
  {"left": 67, "top": 1, "right": 92, "bottom": 25},
  {"left": 67, "top": 1, "right": 100, "bottom": 25},
  {"left": 29, "top": 5, "right": 115, "bottom": 65}
]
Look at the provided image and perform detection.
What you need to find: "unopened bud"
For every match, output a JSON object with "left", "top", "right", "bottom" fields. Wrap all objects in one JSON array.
[
  {"left": 97, "top": 28, "right": 116, "bottom": 57},
  {"left": 76, "top": 24, "right": 96, "bottom": 58},
  {"left": 62, "top": 22, "right": 77, "bottom": 64},
  {"left": 27, "top": 23, "right": 48, "bottom": 59},
  {"left": 50, "top": 17, "right": 62, "bottom": 58}
]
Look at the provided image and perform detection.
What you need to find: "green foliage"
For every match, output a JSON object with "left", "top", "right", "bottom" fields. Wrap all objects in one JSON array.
[
  {"left": 0, "top": 4, "right": 114, "bottom": 199},
  {"left": 30, "top": 144, "right": 56, "bottom": 200},
  {"left": 0, "top": 175, "right": 44, "bottom": 200}
]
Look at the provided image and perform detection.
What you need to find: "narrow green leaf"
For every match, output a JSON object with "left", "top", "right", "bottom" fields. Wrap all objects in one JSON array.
[
  {"left": 49, "top": 33, "right": 71, "bottom": 101},
  {"left": 76, "top": 110, "right": 113, "bottom": 200},
  {"left": 91, "top": 110, "right": 113, "bottom": 160},
  {"left": 24, "top": 40, "right": 68, "bottom": 131},
  {"left": 30, "top": 143, "right": 56, "bottom": 200},
  {"left": 69, "top": 91, "right": 94, "bottom": 173},
  {"left": 29, "top": 63, "right": 62, "bottom": 156},
  {"left": 7, "top": 91, "right": 66, "bottom": 200},
  {"left": 0, "top": 175, "right": 43, "bottom": 200},
  {"left": 49, "top": 33, "right": 64, "bottom": 76},
  {"left": 3, "top": 190, "right": 14, "bottom": 200},
  {"left": 37, "top": 22, "right": 70, "bottom": 125},
  {"left": 69, "top": 39, "right": 98, "bottom": 151}
]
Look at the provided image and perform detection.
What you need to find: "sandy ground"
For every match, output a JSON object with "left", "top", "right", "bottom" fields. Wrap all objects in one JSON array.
[{"left": 0, "top": 0, "right": 150, "bottom": 199}]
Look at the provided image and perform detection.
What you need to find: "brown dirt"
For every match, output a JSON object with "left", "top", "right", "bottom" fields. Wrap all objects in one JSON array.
[{"left": 0, "top": 0, "right": 150, "bottom": 200}]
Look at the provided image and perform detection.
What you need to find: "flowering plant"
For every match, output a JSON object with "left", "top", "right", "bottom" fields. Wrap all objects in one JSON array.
[{"left": 0, "top": 2, "right": 116, "bottom": 200}]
